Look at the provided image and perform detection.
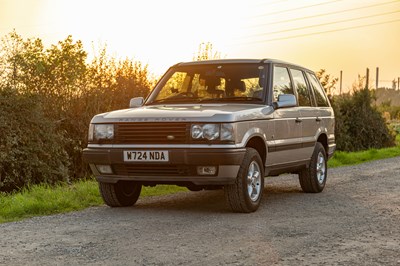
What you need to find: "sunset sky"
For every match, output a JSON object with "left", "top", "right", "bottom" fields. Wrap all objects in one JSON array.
[{"left": 1, "top": 0, "right": 399, "bottom": 92}]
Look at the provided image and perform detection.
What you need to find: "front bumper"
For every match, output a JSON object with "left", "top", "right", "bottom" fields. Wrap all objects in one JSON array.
[
  {"left": 82, "top": 147, "right": 246, "bottom": 185},
  {"left": 327, "top": 143, "right": 336, "bottom": 160}
]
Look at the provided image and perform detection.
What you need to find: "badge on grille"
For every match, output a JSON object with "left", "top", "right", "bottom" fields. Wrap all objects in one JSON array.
[{"left": 167, "top": 135, "right": 175, "bottom": 140}]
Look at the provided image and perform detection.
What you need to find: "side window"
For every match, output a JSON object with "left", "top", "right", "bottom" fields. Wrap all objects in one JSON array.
[
  {"left": 273, "top": 66, "right": 293, "bottom": 102},
  {"left": 290, "top": 69, "right": 311, "bottom": 106},
  {"left": 306, "top": 72, "right": 329, "bottom": 107}
]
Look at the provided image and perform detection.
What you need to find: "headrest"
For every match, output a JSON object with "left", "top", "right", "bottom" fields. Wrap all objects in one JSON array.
[
  {"left": 237, "top": 81, "right": 246, "bottom": 92},
  {"left": 206, "top": 77, "right": 221, "bottom": 92},
  {"left": 229, "top": 80, "right": 246, "bottom": 92}
]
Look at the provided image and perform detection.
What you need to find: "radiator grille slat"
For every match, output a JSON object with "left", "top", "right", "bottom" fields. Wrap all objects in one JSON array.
[{"left": 114, "top": 123, "right": 189, "bottom": 144}]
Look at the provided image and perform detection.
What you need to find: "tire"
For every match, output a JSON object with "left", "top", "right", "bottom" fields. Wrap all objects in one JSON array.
[
  {"left": 204, "top": 185, "right": 223, "bottom": 191},
  {"left": 299, "top": 142, "right": 327, "bottom": 193},
  {"left": 99, "top": 181, "right": 142, "bottom": 207},
  {"left": 186, "top": 185, "right": 223, "bottom": 191},
  {"left": 224, "top": 148, "right": 264, "bottom": 213},
  {"left": 186, "top": 184, "right": 204, "bottom": 191}
]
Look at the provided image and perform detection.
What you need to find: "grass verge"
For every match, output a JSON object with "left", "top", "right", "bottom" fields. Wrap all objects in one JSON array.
[
  {"left": 328, "top": 146, "right": 400, "bottom": 167},
  {"left": 328, "top": 135, "right": 400, "bottom": 167},
  {"left": 0, "top": 180, "right": 187, "bottom": 224},
  {"left": 1, "top": 136, "right": 400, "bottom": 224}
]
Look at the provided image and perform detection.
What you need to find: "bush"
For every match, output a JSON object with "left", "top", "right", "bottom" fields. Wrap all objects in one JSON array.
[
  {"left": 0, "top": 32, "right": 153, "bottom": 191},
  {"left": 332, "top": 87, "right": 395, "bottom": 152},
  {"left": 0, "top": 88, "right": 69, "bottom": 192}
]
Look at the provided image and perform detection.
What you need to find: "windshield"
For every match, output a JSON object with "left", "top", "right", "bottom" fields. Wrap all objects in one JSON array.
[{"left": 147, "top": 63, "right": 267, "bottom": 104}]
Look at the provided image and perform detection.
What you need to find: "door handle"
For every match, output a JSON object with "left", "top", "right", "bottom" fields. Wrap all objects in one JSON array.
[
  {"left": 295, "top": 118, "right": 303, "bottom": 123},
  {"left": 316, "top": 117, "right": 321, "bottom": 122}
]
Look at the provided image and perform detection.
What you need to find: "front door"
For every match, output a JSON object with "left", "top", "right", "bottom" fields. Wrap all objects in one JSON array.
[{"left": 267, "top": 66, "right": 303, "bottom": 167}]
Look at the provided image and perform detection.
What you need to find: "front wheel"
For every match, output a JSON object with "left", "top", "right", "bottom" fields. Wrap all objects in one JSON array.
[
  {"left": 224, "top": 148, "right": 264, "bottom": 213},
  {"left": 99, "top": 181, "right": 142, "bottom": 207},
  {"left": 299, "top": 142, "right": 327, "bottom": 193}
]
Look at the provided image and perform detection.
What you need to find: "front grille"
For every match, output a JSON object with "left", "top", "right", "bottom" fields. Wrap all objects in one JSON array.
[
  {"left": 114, "top": 123, "right": 189, "bottom": 144},
  {"left": 113, "top": 164, "right": 190, "bottom": 176}
]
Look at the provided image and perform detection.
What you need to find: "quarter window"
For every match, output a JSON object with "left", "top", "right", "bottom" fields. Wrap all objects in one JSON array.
[
  {"left": 306, "top": 72, "right": 329, "bottom": 107},
  {"left": 273, "top": 66, "right": 293, "bottom": 102},
  {"left": 290, "top": 69, "right": 311, "bottom": 106}
]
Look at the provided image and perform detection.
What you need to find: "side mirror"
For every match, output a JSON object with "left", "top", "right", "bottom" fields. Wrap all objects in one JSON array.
[
  {"left": 274, "top": 94, "right": 297, "bottom": 109},
  {"left": 129, "top": 97, "right": 144, "bottom": 108}
]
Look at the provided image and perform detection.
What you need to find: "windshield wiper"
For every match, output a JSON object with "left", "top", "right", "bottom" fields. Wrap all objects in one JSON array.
[
  {"left": 150, "top": 96, "right": 262, "bottom": 105},
  {"left": 150, "top": 97, "right": 201, "bottom": 104},
  {"left": 199, "top": 97, "right": 263, "bottom": 102}
]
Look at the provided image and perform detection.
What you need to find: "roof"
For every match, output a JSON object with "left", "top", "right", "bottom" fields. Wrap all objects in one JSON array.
[{"left": 174, "top": 58, "right": 312, "bottom": 72}]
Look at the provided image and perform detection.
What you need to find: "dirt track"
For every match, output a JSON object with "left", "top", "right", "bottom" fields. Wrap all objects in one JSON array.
[{"left": 1, "top": 157, "right": 400, "bottom": 265}]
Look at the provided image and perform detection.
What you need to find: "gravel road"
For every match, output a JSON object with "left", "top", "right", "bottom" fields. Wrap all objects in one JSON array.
[{"left": 1, "top": 157, "right": 400, "bottom": 266}]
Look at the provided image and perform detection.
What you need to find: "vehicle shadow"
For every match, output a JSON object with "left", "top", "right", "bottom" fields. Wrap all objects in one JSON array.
[
  {"left": 134, "top": 190, "right": 229, "bottom": 213},
  {"left": 117, "top": 177, "right": 306, "bottom": 214}
]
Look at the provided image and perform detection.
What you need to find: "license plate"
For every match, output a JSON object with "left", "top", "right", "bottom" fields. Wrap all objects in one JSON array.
[{"left": 123, "top": 150, "right": 169, "bottom": 162}]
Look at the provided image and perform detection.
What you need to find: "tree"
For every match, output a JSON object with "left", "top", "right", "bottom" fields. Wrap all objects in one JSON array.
[
  {"left": 45, "top": 35, "right": 88, "bottom": 106},
  {"left": 193, "top": 42, "right": 222, "bottom": 61},
  {"left": 113, "top": 59, "right": 151, "bottom": 108},
  {"left": 0, "top": 30, "right": 25, "bottom": 90},
  {"left": 0, "top": 31, "right": 154, "bottom": 189},
  {"left": 316, "top": 69, "right": 338, "bottom": 96}
]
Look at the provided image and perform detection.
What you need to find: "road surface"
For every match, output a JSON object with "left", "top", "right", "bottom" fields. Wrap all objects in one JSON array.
[{"left": 1, "top": 157, "right": 400, "bottom": 265}]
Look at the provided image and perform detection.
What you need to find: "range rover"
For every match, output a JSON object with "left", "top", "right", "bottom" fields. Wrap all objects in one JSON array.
[{"left": 83, "top": 59, "right": 336, "bottom": 213}]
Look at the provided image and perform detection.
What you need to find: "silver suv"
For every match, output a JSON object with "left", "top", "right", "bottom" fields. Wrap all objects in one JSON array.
[{"left": 83, "top": 59, "right": 336, "bottom": 213}]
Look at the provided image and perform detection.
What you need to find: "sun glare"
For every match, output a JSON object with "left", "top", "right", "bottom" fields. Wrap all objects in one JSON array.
[
  {"left": 1, "top": 0, "right": 399, "bottom": 87},
  {"left": 35, "top": 0, "right": 248, "bottom": 75}
]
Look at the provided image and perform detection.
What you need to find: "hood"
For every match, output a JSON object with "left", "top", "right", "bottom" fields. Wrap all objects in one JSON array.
[{"left": 91, "top": 104, "right": 274, "bottom": 123}]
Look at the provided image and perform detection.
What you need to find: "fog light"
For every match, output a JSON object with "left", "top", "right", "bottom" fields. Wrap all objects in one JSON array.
[
  {"left": 197, "top": 166, "right": 217, "bottom": 175},
  {"left": 96, "top": 164, "right": 113, "bottom": 174}
]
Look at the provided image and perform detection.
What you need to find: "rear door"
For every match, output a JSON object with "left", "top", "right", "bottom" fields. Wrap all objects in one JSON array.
[
  {"left": 306, "top": 72, "right": 335, "bottom": 154},
  {"left": 290, "top": 68, "right": 317, "bottom": 160}
]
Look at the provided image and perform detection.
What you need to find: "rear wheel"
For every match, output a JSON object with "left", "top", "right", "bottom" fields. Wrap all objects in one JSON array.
[
  {"left": 224, "top": 148, "right": 264, "bottom": 213},
  {"left": 299, "top": 142, "right": 327, "bottom": 193},
  {"left": 99, "top": 181, "right": 142, "bottom": 207}
]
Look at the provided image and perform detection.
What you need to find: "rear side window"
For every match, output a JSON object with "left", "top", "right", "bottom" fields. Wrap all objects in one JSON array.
[
  {"left": 306, "top": 72, "right": 329, "bottom": 107},
  {"left": 290, "top": 69, "right": 312, "bottom": 106},
  {"left": 273, "top": 66, "right": 293, "bottom": 102}
]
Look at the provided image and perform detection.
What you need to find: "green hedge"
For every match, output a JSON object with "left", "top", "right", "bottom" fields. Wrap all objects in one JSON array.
[
  {"left": 332, "top": 88, "right": 395, "bottom": 152},
  {"left": 0, "top": 88, "right": 69, "bottom": 192},
  {"left": 0, "top": 32, "right": 152, "bottom": 192}
]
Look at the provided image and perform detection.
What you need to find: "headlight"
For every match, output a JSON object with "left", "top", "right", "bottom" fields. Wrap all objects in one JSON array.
[
  {"left": 191, "top": 124, "right": 234, "bottom": 141},
  {"left": 89, "top": 124, "right": 114, "bottom": 141},
  {"left": 221, "top": 124, "right": 234, "bottom": 141},
  {"left": 202, "top": 124, "right": 220, "bottom": 140},
  {"left": 191, "top": 125, "right": 203, "bottom": 139}
]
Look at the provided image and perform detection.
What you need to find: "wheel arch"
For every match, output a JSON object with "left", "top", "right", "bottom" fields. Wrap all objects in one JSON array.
[
  {"left": 245, "top": 136, "right": 267, "bottom": 168},
  {"left": 317, "top": 133, "right": 328, "bottom": 156}
]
